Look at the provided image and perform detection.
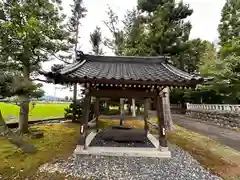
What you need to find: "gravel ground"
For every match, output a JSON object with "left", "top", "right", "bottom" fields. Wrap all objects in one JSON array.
[{"left": 39, "top": 145, "right": 222, "bottom": 180}]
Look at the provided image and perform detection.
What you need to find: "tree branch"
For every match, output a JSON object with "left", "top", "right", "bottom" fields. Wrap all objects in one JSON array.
[
  {"left": 31, "top": 78, "right": 52, "bottom": 83},
  {"left": 40, "top": 49, "right": 71, "bottom": 64}
]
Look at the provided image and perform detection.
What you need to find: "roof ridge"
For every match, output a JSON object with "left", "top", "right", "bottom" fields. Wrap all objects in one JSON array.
[{"left": 84, "top": 54, "right": 168, "bottom": 64}]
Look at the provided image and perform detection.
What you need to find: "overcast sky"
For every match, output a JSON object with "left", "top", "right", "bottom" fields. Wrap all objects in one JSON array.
[{"left": 42, "top": 0, "right": 226, "bottom": 98}]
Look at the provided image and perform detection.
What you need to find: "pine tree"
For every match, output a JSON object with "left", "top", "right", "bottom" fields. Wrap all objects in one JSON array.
[
  {"left": 0, "top": 0, "right": 71, "bottom": 133},
  {"left": 218, "top": 0, "right": 240, "bottom": 46},
  {"left": 90, "top": 26, "right": 104, "bottom": 55},
  {"left": 138, "top": 0, "right": 193, "bottom": 131},
  {"left": 67, "top": 0, "right": 87, "bottom": 107},
  {"left": 103, "top": 6, "right": 125, "bottom": 55}
]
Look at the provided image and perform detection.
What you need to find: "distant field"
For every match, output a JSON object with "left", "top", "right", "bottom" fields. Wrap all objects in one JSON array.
[{"left": 0, "top": 102, "right": 70, "bottom": 123}]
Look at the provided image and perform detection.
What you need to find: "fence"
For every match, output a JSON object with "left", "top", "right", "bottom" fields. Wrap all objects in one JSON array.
[
  {"left": 185, "top": 103, "right": 240, "bottom": 129},
  {"left": 186, "top": 103, "right": 240, "bottom": 113}
]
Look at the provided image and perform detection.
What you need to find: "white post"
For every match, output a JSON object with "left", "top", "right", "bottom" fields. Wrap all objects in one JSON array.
[{"left": 132, "top": 98, "right": 136, "bottom": 117}]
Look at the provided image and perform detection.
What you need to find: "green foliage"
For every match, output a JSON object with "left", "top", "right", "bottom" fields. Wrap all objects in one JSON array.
[
  {"left": 0, "top": 0, "right": 71, "bottom": 95},
  {"left": 122, "top": 9, "right": 150, "bottom": 56},
  {"left": 145, "top": 1, "right": 193, "bottom": 56},
  {"left": 199, "top": 41, "right": 218, "bottom": 76},
  {"left": 212, "top": 55, "right": 240, "bottom": 103},
  {"left": 89, "top": 26, "right": 104, "bottom": 55},
  {"left": 103, "top": 6, "right": 125, "bottom": 55},
  {"left": 64, "top": 100, "right": 94, "bottom": 122},
  {"left": 220, "top": 37, "right": 240, "bottom": 58},
  {"left": 138, "top": 0, "right": 166, "bottom": 12},
  {"left": 218, "top": 0, "right": 240, "bottom": 46},
  {"left": 67, "top": 0, "right": 87, "bottom": 53},
  {"left": 174, "top": 39, "right": 211, "bottom": 72}
]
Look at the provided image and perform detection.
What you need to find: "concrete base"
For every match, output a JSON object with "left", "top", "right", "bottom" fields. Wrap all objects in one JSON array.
[
  {"left": 74, "top": 131, "right": 171, "bottom": 158},
  {"left": 74, "top": 146, "right": 171, "bottom": 158}
]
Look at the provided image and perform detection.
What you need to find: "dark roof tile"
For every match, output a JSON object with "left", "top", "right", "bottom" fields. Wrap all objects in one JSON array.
[{"left": 48, "top": 54, "right": 208, "bottom": 86}]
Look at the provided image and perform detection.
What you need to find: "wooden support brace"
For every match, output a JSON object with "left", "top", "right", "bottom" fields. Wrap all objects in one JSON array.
[{"left": 156, "top": 94, "right": 168, "bottom": 148}]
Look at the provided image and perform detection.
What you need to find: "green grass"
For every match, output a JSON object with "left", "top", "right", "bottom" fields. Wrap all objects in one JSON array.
[
  {"left": 0, "top": 123, "right": 80, "bottom": 179},
  {"left": 0, "top": 102, "right": 69, "bottom": 123}
]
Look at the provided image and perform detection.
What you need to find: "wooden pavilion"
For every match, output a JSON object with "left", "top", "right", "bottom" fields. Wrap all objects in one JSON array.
[{"left": 43, "top": 51, "right": 209, "bottom": 156}]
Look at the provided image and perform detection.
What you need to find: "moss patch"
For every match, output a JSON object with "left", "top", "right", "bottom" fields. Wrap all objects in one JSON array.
[
  {"left": 168, "top": 125, "right": 240, "bottom": 180},
  {"left": 0, "top": 123, "right": 79, "bottom": 179}
]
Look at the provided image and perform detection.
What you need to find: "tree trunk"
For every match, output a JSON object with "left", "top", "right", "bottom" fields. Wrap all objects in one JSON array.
[
  {"left": 19, "top": 66, "right": 30, "bottom": 134},
  {"left": 0, "top": 110, "right": 36, "bottom": 154},
  {"left": 19, "top": 95, "right": 29, "bottom": 134},
  {"left": 162, "top": 87, "right": 174, "bottom": 131}
]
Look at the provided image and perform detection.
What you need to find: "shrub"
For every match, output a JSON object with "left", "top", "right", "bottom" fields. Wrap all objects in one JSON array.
[{"left": 64, "top": 100, "right": 94, "bottom": 122}]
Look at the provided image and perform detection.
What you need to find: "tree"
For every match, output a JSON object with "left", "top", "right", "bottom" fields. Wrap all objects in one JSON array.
[
  {"left": 218, "top": 0, "right": 240, "bottom": 47},
  {"left": 122, "top": 9, "right": 150, "bottom": 56},
  {"left": 89, "top": 26, "right": 104, "bottom": 55},
  {"left": 199, "top": 41, "right": 218, "bottom": 76},
  {"left": 212, "top": 55, "right": 240, "bottom": 103},
  {"left": 103, "top": 6, "right": 125, "bottom": 55},
  {"left": 0, "top": 0, "right": 71, "bottom": 134},
  {"left": 137, "top": 0, "right": 193, "bottom": 131},
  {"left": 220, "top": 37, "right": 240, "bottom": 58},
  {"left": 68, "top": 0, "right": 87, "bottom": 104},
  {"left": 218, "top": 0, "right": 240, "bottom": 59}
]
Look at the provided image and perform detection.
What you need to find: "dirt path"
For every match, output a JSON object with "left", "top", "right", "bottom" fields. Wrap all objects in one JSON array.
[{"left": 172, "top": 114, "right": 240, "bottom": 152}]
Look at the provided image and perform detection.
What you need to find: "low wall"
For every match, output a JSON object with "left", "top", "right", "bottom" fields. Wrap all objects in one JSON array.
[
  {"left": 170, "top": 104, "right": 186, "bottom": 114},
  {"left": 186, "top": 106, "right": 240, "bottom": 129}
]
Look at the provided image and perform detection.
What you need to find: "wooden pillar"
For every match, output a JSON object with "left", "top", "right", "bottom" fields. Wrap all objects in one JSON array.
[
  {"left": 94, "top": 97, "right": 100, "bottom": 132},
  {"left": 144, "top": 98, "right": 149, "bottom": 134},
  {"left": 120, "top": 98, "right": 124, "bottom": 125},
  {"left": 156, "top": 93, "right": 167, "bottom": 148},
  {"left": 78, "top": 88, "right": 91, "bottom": 149},
  {"left": 132, "top": 98, "right": 136, "bottom": 117},
  {"left": 72, "top": 84, "right": 77, "bottom": 122}
]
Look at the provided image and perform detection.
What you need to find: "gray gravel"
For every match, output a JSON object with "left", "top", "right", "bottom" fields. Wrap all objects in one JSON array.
[{"left": 39, "top": 145, "right": 222, "bottom": 180}]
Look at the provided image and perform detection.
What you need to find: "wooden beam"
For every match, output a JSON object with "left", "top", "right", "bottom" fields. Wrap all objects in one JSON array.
[
  {"left": 144, "top": 98, "right": 149, "bottom": 135},
  {"left": 94, "top": 97, "right": 100, "bottom": 132},
  {"left": 156, "top": 94, "right": 167, "bottom": 148},
  {"left": 90, "top": 88, "right": 156, "bottom": 98},
  {"left": 78, "top": 90, "right": 91, "bottom": 149}
]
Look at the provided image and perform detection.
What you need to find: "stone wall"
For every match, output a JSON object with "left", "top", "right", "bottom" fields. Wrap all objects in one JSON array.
[
  {"left": 171, "top": 107, "right": 186, "bottom": 114},
  {"left": 186, "top": 109, "right": 240, "bottom": 129}
]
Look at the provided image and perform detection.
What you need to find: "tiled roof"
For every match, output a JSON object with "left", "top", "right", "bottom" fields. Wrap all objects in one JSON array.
[{"left": 45, "top": 54, "right": 209, "bottom": 86}]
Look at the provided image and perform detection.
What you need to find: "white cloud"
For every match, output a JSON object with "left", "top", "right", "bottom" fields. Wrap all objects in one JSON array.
[{"left": 41, "top": 0, "right": 226, "bottom": 98}]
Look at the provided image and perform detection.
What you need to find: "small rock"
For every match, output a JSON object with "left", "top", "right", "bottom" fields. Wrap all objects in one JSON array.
[{"left": 31, "top": 131, "right": 44, "bottom": 139}]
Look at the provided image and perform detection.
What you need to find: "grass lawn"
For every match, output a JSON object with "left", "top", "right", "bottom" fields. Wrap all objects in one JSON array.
[
  {"left": 0, "top": 102, "right": 69, "bottom": 123},
  {"left": 98, "top": 118, "right": 240, "bottom": 180},
  {"left": 0, "top": 123, "right": 80, "bottom": 180}
]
